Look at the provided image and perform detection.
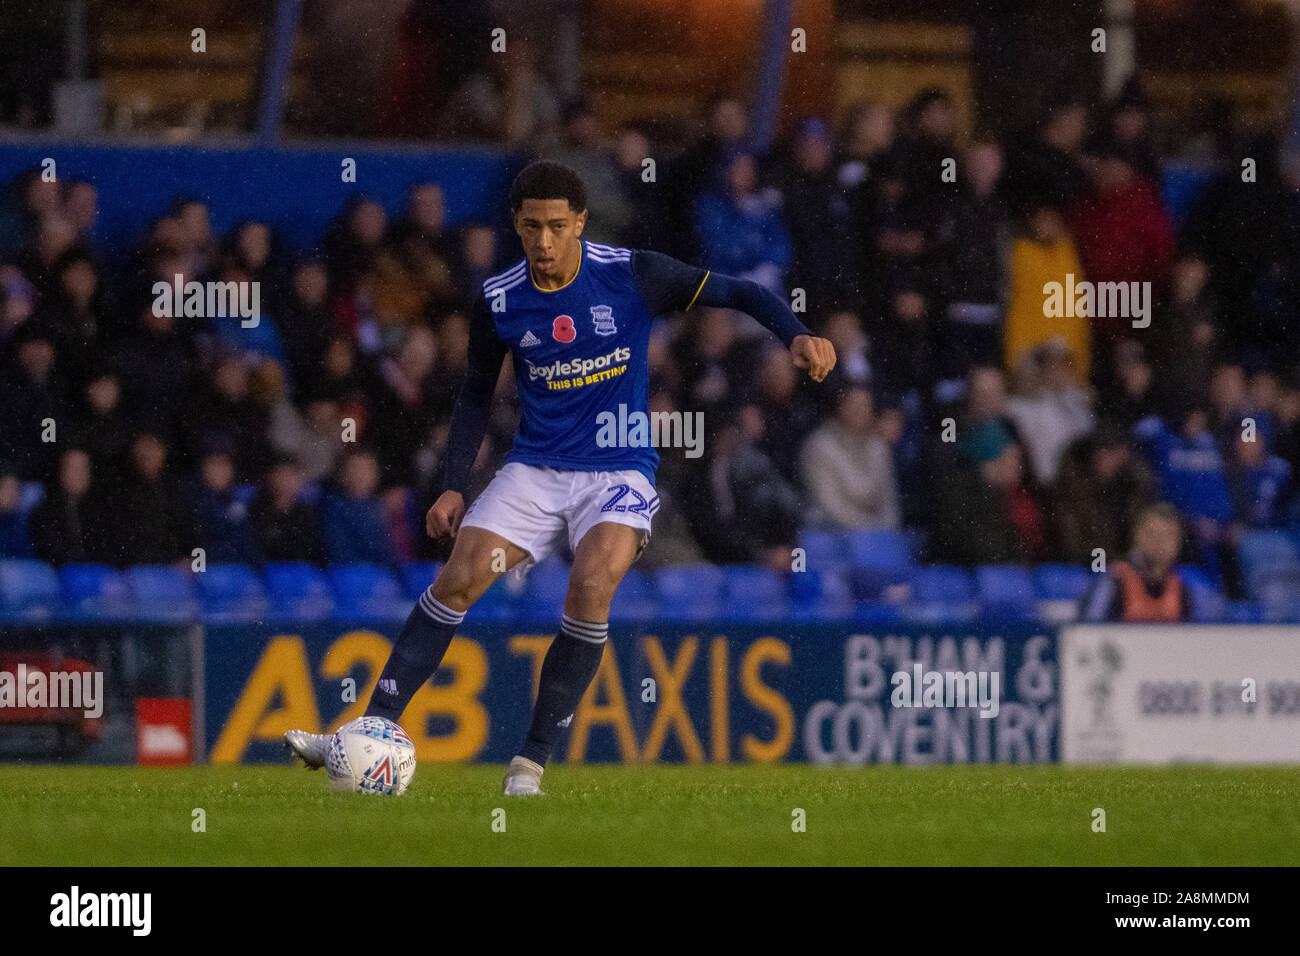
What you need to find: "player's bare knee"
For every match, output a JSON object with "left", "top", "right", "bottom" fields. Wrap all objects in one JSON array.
[
  {"left": 565, "top": 570, "right": 618, "bottom": 617},
  {"left": 430, "top": 562, "right": 491, "bottom": 612}
]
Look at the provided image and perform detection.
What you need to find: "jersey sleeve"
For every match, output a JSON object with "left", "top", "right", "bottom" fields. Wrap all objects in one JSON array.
[
  {"left": 441, "top": 295, "right": 507, "bottom": 494},
  {"left": 630, "top": 249, "right": 711, "bottom": 316}
]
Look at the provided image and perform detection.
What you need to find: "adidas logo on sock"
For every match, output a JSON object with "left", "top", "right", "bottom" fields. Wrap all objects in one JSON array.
[
  {"left": 557, "top": 714, "right": 573, "bottom": 728},
  {"left": 519, "top": 330, "right": 541, "bottom": 347},
  {"left": 379, "top": 679, "right": 397, "bottom": 696}
]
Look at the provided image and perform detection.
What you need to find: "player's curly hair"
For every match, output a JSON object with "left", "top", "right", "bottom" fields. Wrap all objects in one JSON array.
[{"left": 509, "top": 160, "right": 587, "bottom": 213}]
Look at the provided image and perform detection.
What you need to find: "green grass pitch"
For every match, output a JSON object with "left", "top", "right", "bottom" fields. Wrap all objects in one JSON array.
[{"left": 1, "top": 764, "right": 1297, "bottom": 866}]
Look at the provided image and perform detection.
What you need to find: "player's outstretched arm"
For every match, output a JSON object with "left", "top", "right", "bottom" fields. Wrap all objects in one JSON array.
[{"left": 692, "top": 271, "right": 836, "bottom": 382}]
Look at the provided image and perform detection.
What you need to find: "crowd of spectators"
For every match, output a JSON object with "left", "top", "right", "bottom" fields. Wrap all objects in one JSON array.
[{"left": 1, "top": 81, "right": 1299, "bottom": 600}]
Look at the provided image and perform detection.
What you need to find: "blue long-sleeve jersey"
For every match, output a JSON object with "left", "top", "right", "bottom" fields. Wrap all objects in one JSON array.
[{"left": 441, "top": 240, "right": 811, "bottom": 492}]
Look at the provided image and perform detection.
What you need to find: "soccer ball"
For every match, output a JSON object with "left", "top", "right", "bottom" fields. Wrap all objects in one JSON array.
[{"left": 326, "top": 716, "right": 417, "bottom": 796}]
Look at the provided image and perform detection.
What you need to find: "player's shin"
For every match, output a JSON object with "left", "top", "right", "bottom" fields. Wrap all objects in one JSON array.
[
  {"left": 517, "top": 616, "right": 608, "bottom": 767},
  {"left": 364, "top": 587, "right": 466, "bottom": 721}
]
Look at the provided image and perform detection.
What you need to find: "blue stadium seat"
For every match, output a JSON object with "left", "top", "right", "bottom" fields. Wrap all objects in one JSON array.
[
  {"left": 0, "top": 559, "right": 61, "bottom": 621},
  {"left": 1034, "top": 564, "right": 1092, "bottom": 601},
  {"left": 903, "top": 565, "right": 977, "bottom": 623},
  {"left": 400, "top": 562, "right": 442, "bottom": 602},
  {"left": 844, "top": 529, "right": 914, "bottom": 599},
  {"left": 198, "top": 563, "right": 269, "bottom": 623},
  {"left": 59, "top": 564, "right": 133, "bottom": 620},
  {"left": 655, "top": 565, "right": 723, "bottom": 621},
  {"left": 852, "top": 600, "right": 903, "bottom": 624},
  {"left": 263, "top": 562, "right": 335, "bottom": 621},
  {"left": 1034, "top": 563, "right": 1092, "bottom": 623},
  {"left": 1253, "top": 567, "right": 1300, "bottom": 623},
  {"left": 1177, "top": 565, "right": 1227, "bottom": 623},
  {"left": 124, "top": 565, "right": 199, "bottom": 622},
  {"left": 328, "top": 564, "right": 407, "bottom": 620},
  {"left": 789, "top": 568, "right": 853, "bottom": 621},
  {"left": 975, "top": 565, "right": 1037, "bottom": 620},
  {"left": 609, "top": 568, "right": 658, "bottom": 622},
  {"left": 1238, "top": 529, "right": 1300, "bottom": 591},
  {"left": 797, "top": 530, "right": 846, "bottom": 568},
  {"left": 1226, "top": 600, "right": 1265, "bottom": 623},
  {"left": 720, "top": 565, "right": 787, "bottom": 621}
]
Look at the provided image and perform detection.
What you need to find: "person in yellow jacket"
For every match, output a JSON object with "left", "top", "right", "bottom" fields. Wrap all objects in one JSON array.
[{"left": 1003, "top": 205, "right": 1091, "bottom": 380}]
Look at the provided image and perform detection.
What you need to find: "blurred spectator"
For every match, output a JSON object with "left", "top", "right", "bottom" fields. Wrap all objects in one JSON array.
[
  {"left": 437, "top": 35, "right": 559, "bottom": 145},
  {"left": 34, "top": 253, "right": 108, "bottom": 388},
  {"left": 894, "top": 88, "right": 959, "bottom": 201},
  {"left": 101, "top": 433, "right": 194, "bottom": 567},
  {"left": 681, "top": 406, "right": 800, "bottom": 570},
  {"left": 801, "top": 387, "right": 900, "bottom": 530},
  {"left": 192, "top": 446, "right": 255, "bottom": 563},
  {"left": 1226, "top": 428, "right": 1291, "bottom": 530},
  {"left": 1052, "top": 423, "right": 1157, "bottom": 565},
  {"left": 933, "top": 139, "right": 1007, "bottom": 386},
  {"left": 1080, "top": 503, "right": 1192, "bottom": 622},
  {"left": 1152, "top": 255, "right": 1217, "bottom": 406},
  {"left": 667, "top": 96, "right": 750, "bottom": 259},
  {"left": 28, "top": 448, "right": 105, "bottom": 565},
  {"left": 1002, "top": 93, "right": 1091, "bottom": 216},
  {"left": 371, "top": 324, "right": 440, "bottom": 487},
  {"left": 1093, "top": 78, "right": 1160, "bottom": 182},
  {"left": 1096, "top": 339, "right": 1163, "bottom": 427},
  {"left": 73, "top": 371, "right": 132, "bottom": 479},
  {"left": 779, "top": 117, "right": 858, "bottom": 310},
  {"left": 672, "top": 307, "right": 762, "bottom": 412},
  {"left": 0, "top": 320, "right": 64, "bottom": 480},
  {"left": 1133, "top": 406, "right": 1233, "bottom": 580},
  {"left": 753, "top": 343, "right": 821, "bottom": 485},
  {"left": 931, "top": 420, "right": 1046, "bottom": 565},
  {"left": 179, "top": 355, "right": 272, "bottom": 480},
  {"left": 248, "top": 456, "right": 326, "bottom": 564},
  {"left": 1067, "top": 148, "right": 1175, "bottom": 350},
  {"left": 693, "top": 150, "right": 791, "bottom": 296},
  {"left": 0, "top": 461, "right": 32, "bottom": 558},
  {"left": 107, "top": 304, "right": 194, "bottom": 433},
  {"left": 320, "top": 447, "right": 398, "bottom": 566},
  {"left": 277, "top": 260, "right": 335, "bottom": 395},
  {"left": 1003, "top": 204, "right": 1091, "bottom": 380},
  {"left": 1005, "top": 340, "right": 1094, "bottom": 485}
]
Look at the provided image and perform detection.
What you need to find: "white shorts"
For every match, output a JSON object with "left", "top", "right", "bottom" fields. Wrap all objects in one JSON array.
[{"left": 460, "top": 462, "right": 660, "bottom": 570}]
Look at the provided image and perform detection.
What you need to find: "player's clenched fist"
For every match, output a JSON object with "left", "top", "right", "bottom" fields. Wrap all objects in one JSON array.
[
  {"left": 790, "top": 334, "right": 837, "bottom": 383},
  {"left": 426, "top": 490, "right": 466, "bottom": 538}
]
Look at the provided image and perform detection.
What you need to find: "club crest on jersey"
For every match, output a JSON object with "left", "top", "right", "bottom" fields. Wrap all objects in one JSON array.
[
  {"left": 552, "top": 315, "right": 577, "bottom": 343},
  {"left": 591, "top": 304, "right": 617, "bottom": 336}
]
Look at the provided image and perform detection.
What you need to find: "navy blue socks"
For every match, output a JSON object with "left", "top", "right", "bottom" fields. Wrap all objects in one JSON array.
[
  {"left": 365, "top": 587, "right": 465, "bottom": 722},
  {"left": 518, "top": 615, "right": 609, "bottom": 767}
]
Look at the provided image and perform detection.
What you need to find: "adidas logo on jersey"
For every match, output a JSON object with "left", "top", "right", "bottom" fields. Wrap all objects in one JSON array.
[{"left": 519, "top": 329, "right": 541, "bottom": 347}]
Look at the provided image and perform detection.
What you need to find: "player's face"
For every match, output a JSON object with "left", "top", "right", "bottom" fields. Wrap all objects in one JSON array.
[{"left": 513, "top": 198, "right": 586, "bottom": 285}]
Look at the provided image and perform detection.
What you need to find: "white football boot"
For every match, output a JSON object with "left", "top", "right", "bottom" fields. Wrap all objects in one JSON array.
[
  {"left": 502, "top": 756, "right": 545, "bottom": 796},
  {"left": 284, "top": 729, "right": 331, "bottom": 769}
]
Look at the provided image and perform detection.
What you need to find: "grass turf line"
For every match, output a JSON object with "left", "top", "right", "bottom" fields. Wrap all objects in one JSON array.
[{"left": 0, "top": 764, "right": 1296, "bottom": 866}]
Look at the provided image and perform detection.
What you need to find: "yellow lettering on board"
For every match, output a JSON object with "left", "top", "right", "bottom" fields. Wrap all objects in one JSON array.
[
  {"left": 211, "top": 635, "right": 320, "bottom": 763},
  {"left": 740, "top": 638, "right": 793, "bottom": 762},
  {"left": 566, "top": 641, "right": 638, "bottom": 763},
  {"left": 402, "top": 638, "right": 490, "bottom": 762},
  {"left": 641, "top": 636, "right": 705, "bottom": 763},
  {"left": 508, "top": 635, "right": 554, "bottom": 699},
  {"left": 319, "top": 630, "right": 392, "bottom": 731}
]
